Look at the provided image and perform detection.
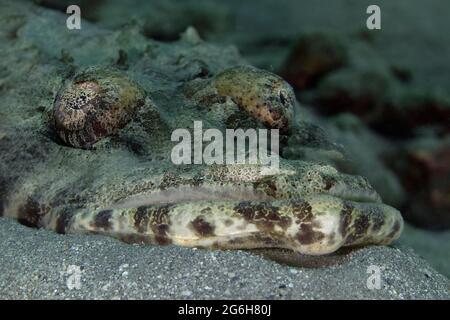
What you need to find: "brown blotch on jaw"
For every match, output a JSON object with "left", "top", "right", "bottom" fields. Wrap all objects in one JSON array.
[
  {"left": 190, "top": 216, "right": 215, "bottom": 237},
  {"left": 370, "top": 208, "right": 385, "bottom": 232},
  {"left": 386, "top": 220, "right": 401, "bottom": 240},
  {"left": 134, "top": 204, "right": 171, "bottom": 224},
  {"left": 339, "top": 203, "right": 353, "bottom": 236},
  {"left": 94, "top": 209, "right": 113, "bottom": 230},
  {"left": 151, "top": 224, "right": 172, "bottom": 245},
  {"left": 17, "top": 196, "right": 47, "bottom": 228},
  {"left": 354, "top": 215, "right": 370, "bottom": 236},
  {"left": 296, "top": 223, "right": 325, "bottom": 245},
  {"left": 345, "top": 214, "right": 370, "bottom": 244},
  {"left": 148, "top": 205, "right": 172, "bottom": 225},
  {"left": 288, "top": 200, "right": 328, "bottom": 246},
  {"left": 134, "top": 205, "right": 172, "bottom": 241},
  {"left": 234, "top": 201, "right": 292, "bottom": 231},
  {"left": 134, "top": 206, "right": 150, "bottom": 233},
  {"left": 55, "top": 209, "right": 75, "bottom": 234}
]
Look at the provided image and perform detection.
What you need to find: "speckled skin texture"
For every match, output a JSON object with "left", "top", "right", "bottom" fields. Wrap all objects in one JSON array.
[
  {"left": 53, "top": 67, "right": 146, "bottom": 149},
  {"left": 214, "top": 66, "right": 295, "bottom": 132},
  {"left": 0, "top": 0, "right": 402, "bottom": 256},
  {"left": 185, "top": 66, "right": 295, "bottom": 133}
]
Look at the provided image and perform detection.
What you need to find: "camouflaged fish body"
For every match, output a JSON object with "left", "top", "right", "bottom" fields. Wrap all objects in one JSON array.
[{"left": 0, "top": 3, "right": 403, "bottom": 256}]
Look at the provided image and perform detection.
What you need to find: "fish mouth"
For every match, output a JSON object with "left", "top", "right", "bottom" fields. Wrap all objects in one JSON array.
[
  {"left": 109, "top": 179, "right": 383, "bottom": 210},
  {"left": 111, "top": 185, "right": 274, "bottom": 209},
  {"left": 97, "top": 179, "right": 403, "bottom": 256},
  {"left": 106, "top": 159, "right": 384, "bottom": 210}
]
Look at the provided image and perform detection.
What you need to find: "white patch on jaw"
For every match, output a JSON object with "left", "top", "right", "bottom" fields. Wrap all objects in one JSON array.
[{"left": 315, "top": 211, "right": 340, "bottom": 237}]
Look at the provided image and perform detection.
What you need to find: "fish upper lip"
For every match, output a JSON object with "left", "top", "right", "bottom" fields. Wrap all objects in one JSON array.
[
  {"left": 106, "top": 162, "right": 383, "bottom": 210},
  {"left": 110, "top": 185, "right": 274, "bottom": 209},
  {"left": 109, "top": 181, "right": 382, "bottom": 209}
]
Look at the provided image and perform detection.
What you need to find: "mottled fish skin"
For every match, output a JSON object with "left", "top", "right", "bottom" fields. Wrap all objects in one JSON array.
[
  {"left": 53, "top": 66, "right": 146, "bottom": 149},
  {"left": 40, "top": 195, "right": 402, "bottom": 255},
  {"left": 213, "top": 66, "right": 296, "bottom": 133},
  {"left": 0, "top": 2, "right": 406, "bottom": 257},
  {"left": 184, "top": 66, "right": 296, "bottom": 133}
]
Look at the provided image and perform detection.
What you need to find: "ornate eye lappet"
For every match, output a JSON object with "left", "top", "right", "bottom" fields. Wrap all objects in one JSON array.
[
  {"left": 53, "top": 66, "right": 146, "bottom": 149},
  {"left": 213, "top": 66, "right": 296, "bottom": 133}
]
